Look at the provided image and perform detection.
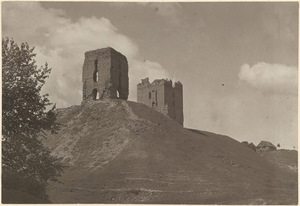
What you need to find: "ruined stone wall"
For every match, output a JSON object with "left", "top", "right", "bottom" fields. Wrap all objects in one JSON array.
[
  {"left": 82, "top": 47, "right": 128, "bottom": 101},
  {"left": 137, "top": 78, "right": 167, "bottom": 114},
  {"left": 163, "top": 81, "right": 175, "bottom": 119},
  {"left": 163, "top": 81, "right": 183, "bottom": 125},
  {"left": 137, "top": 78, "right": 183, "bottom": 125},
  {"left": 110, "top": 50, "right": 129, "bottom": 99},
  {"left": 173, "top": 82, "right": 184, "bottom": 125}
]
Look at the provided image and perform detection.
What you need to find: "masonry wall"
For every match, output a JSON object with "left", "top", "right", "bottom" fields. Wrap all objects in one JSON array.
[
  {"left": 137, "top": 78, "right": 167, "bottom": 113},
  {"left": 173, "top": 83, "right": 184, "bottom": 125},
  {"left": 137, "top": 78, "right": 183, "bottom": 125},
  {"left": 110, "top": 50, "right": 129, "bottom": 99},
  {"left": 82, "top": 47, "right": 128, "bottom": 101},
  {"left": 164, "top": 81, "right": 175, "bottom": 119},
  {"left": 163, "top": 81, "right": 183, "bottom": 125}
]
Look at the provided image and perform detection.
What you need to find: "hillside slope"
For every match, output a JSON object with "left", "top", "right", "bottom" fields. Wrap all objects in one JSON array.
[
  {"left": 258, "top": 150, "right": 298, "bottom": 173},
  {"left": 44, "top": 100, "right": 297, "bottom": 204}
]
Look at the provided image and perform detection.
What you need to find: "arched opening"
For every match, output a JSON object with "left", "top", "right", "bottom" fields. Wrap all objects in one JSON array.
[
  {"left": 117, "top": 72, "right": 121, "bottom": 98},
  {"left": 93, "top": 59, "right": 98, "bottom": 82},
  {"left": 93, "top": 71, "right": 98, "bottom": 82},
  {"left": 92, "top": 88, "right": 99, "bottom": 100}
]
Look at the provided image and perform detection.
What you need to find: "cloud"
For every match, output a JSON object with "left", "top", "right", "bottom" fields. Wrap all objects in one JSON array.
[
  {"left": 138, "top": 2, "right": 181, "bottom": 19},
  {"left": 2, "top": 2, "right": 69, "bottom": 45},
  {"left": 2, "top": 2, "right": 169, "bottom": 108},
  {"left": 238, "top": 62, "right": 298, "bottom": 95}
]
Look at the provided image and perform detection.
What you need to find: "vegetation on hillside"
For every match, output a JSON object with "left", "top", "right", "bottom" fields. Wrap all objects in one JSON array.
[{"left": 2, "top": 37, "right": 63, "bottom": 202}]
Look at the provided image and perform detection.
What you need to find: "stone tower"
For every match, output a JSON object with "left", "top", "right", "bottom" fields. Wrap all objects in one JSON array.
[
  {"left": 82, "top": 47, "right": 129, "bottom": 101},
  {"left": 137, "top": 78, "right": 184, "bottom": 125}
]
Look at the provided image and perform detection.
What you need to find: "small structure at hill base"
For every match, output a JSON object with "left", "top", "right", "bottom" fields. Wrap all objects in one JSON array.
[
  {"left": 256, "top": 141, "right": 277, "bottom": 151},
  {"left": 82, "top": 47, "right": 129, "bottom": 101},
  {"left": 137, "top": 78, "right": 184, "bottom": 126},
  {"left": 241, "top": 141, "right": 256, "bottom": 151}
]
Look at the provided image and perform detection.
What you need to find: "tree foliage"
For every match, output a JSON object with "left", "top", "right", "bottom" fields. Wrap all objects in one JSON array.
[{"left": 2, "top": 37, "right": 62, "bottom": 201}]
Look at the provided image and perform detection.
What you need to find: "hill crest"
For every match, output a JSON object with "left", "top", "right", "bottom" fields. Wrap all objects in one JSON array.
[{"left": 44, "top": 99, "right": 297, "bottom": 204}]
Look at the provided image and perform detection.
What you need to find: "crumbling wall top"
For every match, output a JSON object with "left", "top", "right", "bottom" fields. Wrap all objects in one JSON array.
[
  {"left": 174, "top": 81, "right": 183, "bottom": 89},
  {"left": 85, "top": 47, "right": 112, "bottom": 57},
  {"left": 139, "top": 78, "right": 150, "bottom": 85},
  {"left": 137, "top": 77, "right": 182, "bottom": 88},
  {"left": 152, "top": 79, "right": 172, "bottom": 86},
  {"left": 84, "top": 47, "right": 127, "bottom": 63}
]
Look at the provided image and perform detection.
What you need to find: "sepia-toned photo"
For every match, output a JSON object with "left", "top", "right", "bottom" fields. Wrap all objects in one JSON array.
[{"left": 2, "top": 1, "right": 298, "bottom": 204}]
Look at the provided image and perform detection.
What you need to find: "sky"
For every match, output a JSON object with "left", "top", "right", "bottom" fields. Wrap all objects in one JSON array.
[{"left": 2, "top": 2, "right": 298, "bottom": 149}]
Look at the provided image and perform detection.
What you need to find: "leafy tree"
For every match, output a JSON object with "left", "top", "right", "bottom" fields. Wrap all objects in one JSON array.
[
  {"left": 2, "top": 37, "right": 62, "bottom": 201},
  {"left": 277, "top": 143, "right": 281, "bottom": 148}
]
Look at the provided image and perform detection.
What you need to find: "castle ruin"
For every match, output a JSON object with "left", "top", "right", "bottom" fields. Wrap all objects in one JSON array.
[
  {"left": 82, "top": 47, "right": 129, "bottom": 100},
  {"left": 137, "top": 78, "right": 184, "bottom": 125},
  {"left": 82, "top": 47, "right": 184, "bottom": 126}
]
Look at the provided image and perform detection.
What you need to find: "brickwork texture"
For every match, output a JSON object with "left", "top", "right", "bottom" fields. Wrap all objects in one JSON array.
[
  {"left": 137, "top": 78, "right": 184, "bottom": 125},
  {"left": 82, "top": 47, "right": 128, "bottom": 101}
]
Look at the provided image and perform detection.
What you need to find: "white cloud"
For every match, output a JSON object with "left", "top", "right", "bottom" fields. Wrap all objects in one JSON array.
[
  {"left": 2, "top": 2, "right": 169, "bottom": 108},
  {"left": 2, "top": 2, "right": 69, "bottom": 45},
  {"left": 238, "top": 62, "right": 298, "bottom": 95},
  {"left": 138, "top": 2, "right": 181, "bottom": 18}
]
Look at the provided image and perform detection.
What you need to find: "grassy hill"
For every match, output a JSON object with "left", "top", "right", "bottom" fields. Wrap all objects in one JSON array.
[
  {"left": 258, "top": 149, "right": 298, "bottom": 173},
  {"left": 2, "top": 189, "right": 50, "bottom": 203},
  {"left": 43, "top": 99, "right": 297, "bottom": 204}
]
